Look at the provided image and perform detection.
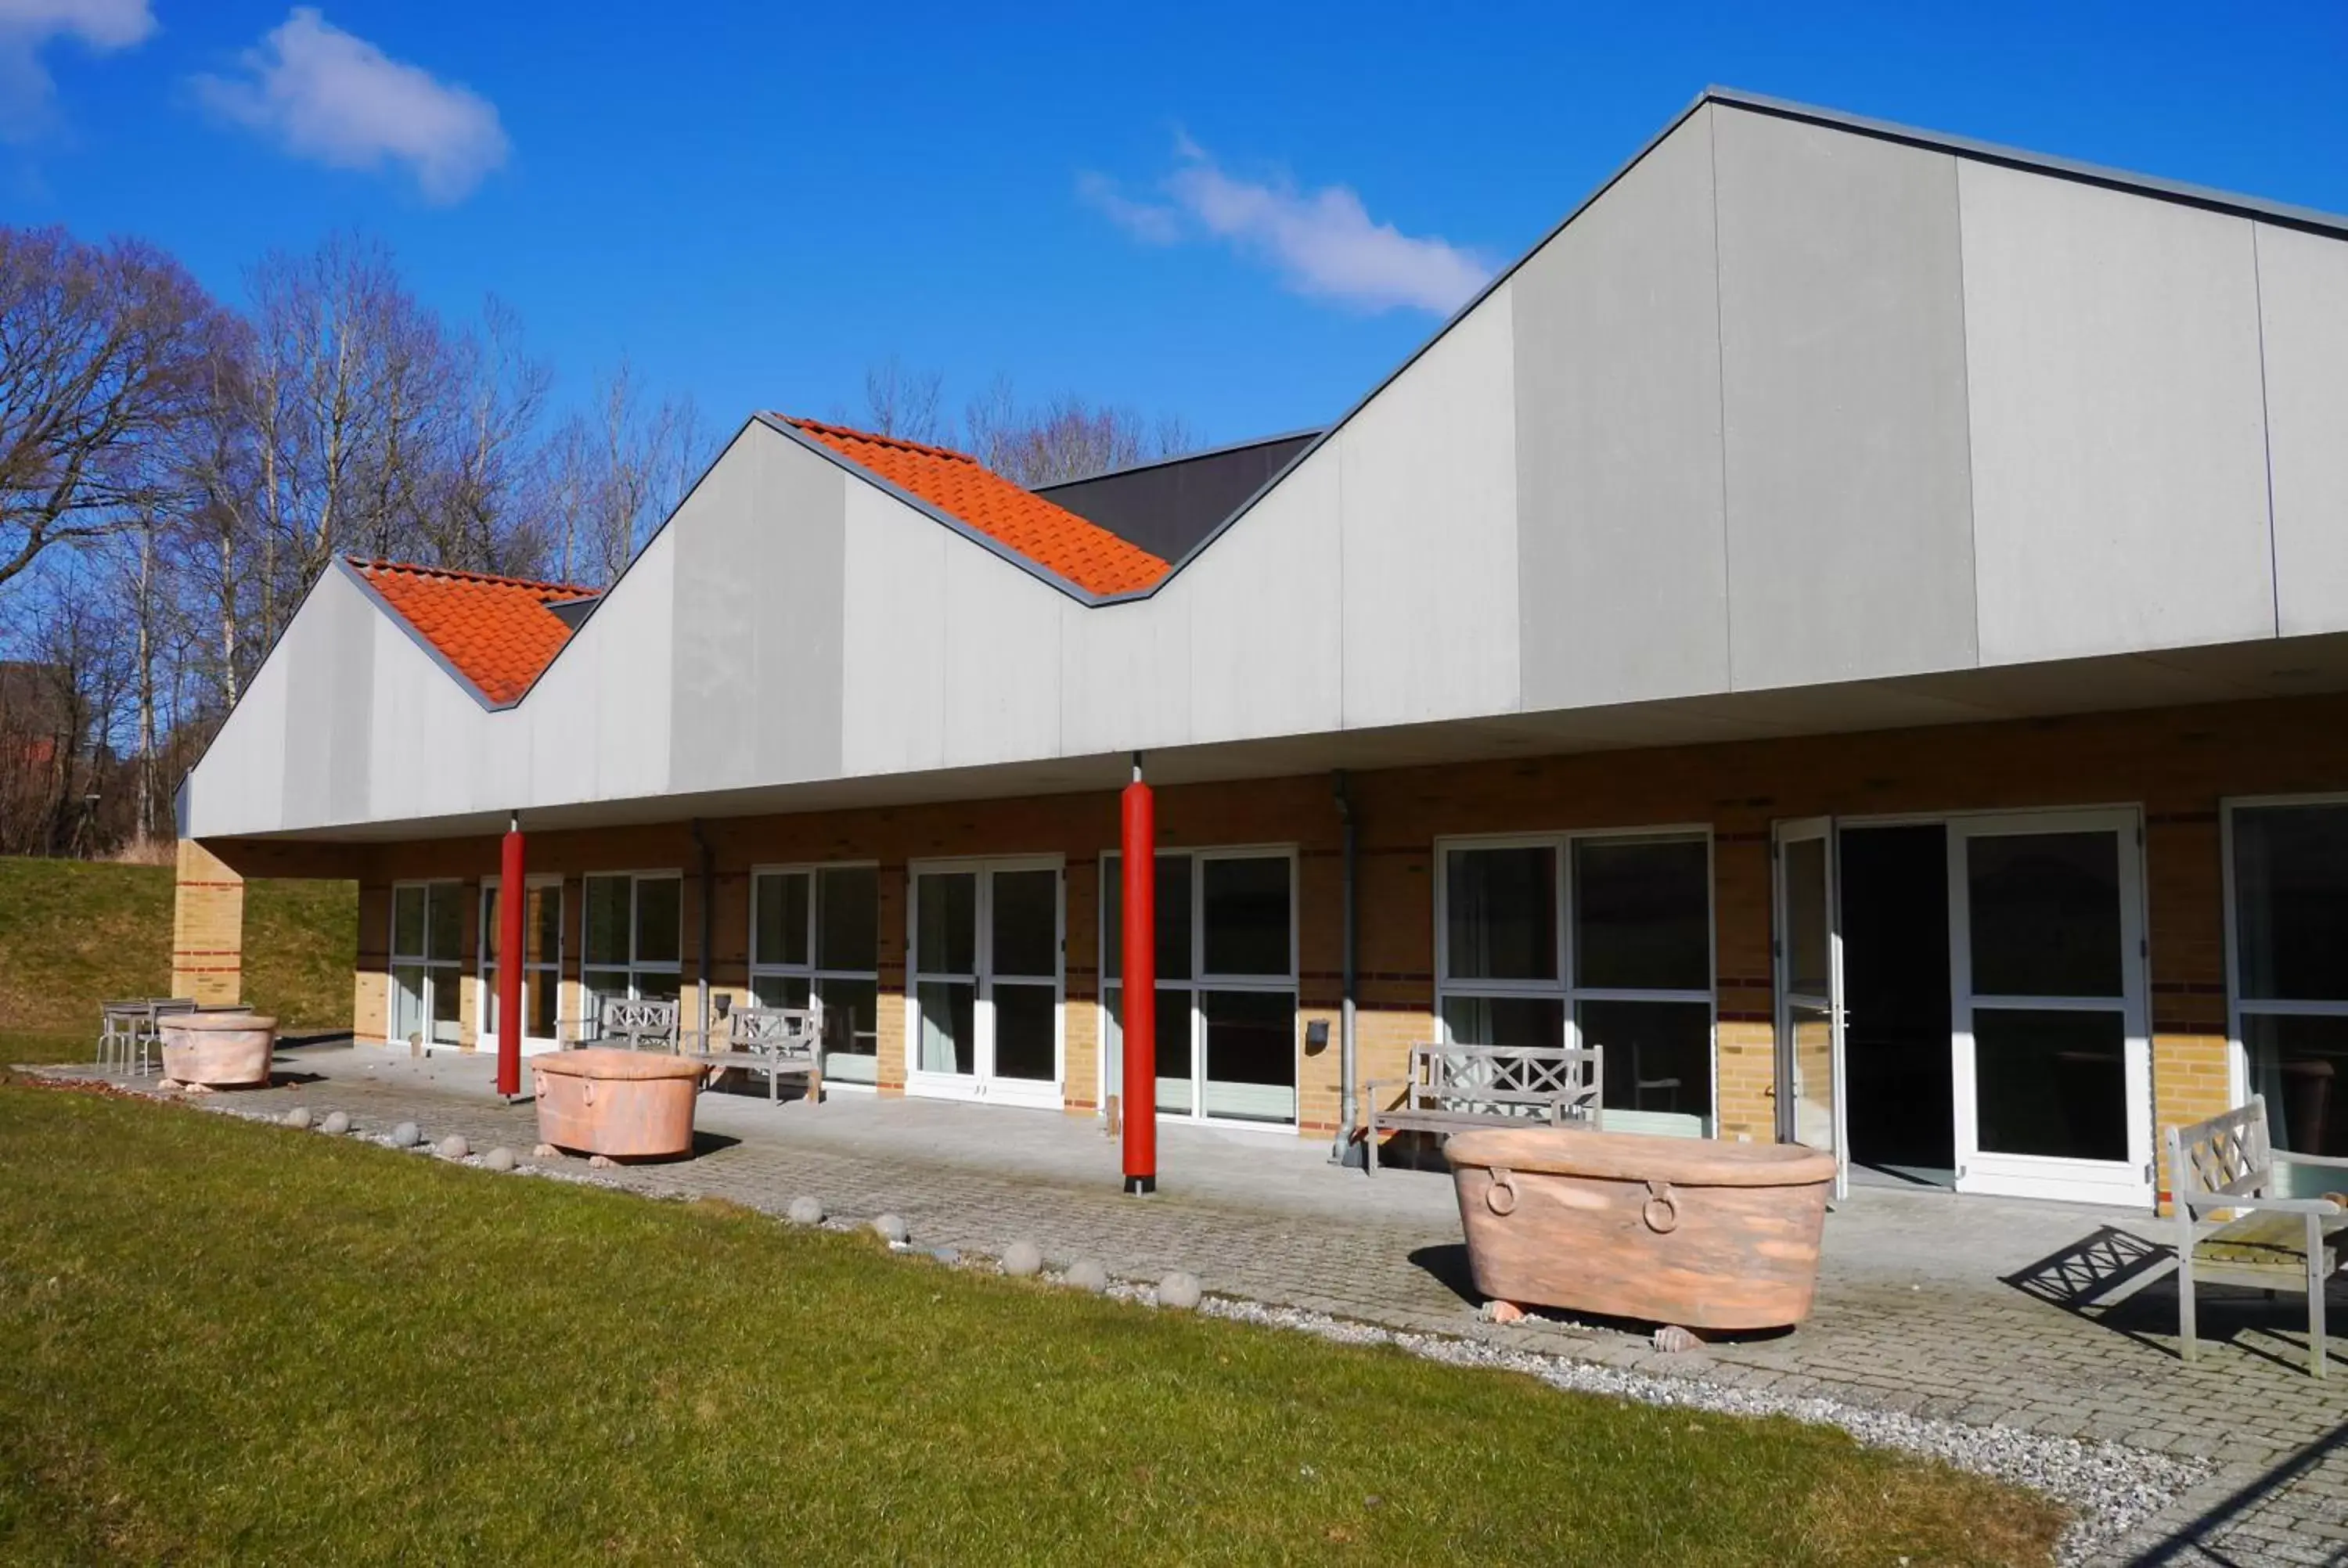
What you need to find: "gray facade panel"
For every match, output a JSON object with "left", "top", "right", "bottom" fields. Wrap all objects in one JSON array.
[
  {"left": 1038, "top": 434, "right": 1318, "bottom": 564},
  {"left": 1714, "top": 106, "right": 1979, "bottom": 691},
  {"left": 1514, "top": 107, "right": 1731, "bottom": 711},
  {"left": 668, "top": 429, "right": 844, "bottom": 789},
  {"left": 280, "top": 570, "right": 376, "bottom": 826},
  {"left": 2256, "top": 222, "right": 2348, "bottom": 638}
]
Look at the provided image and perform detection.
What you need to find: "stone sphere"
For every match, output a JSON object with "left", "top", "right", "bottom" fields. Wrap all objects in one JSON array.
[
  {"left": 931, "top": 1246, "right": 961, "bottom": 1266},
  {"left": 387, "top": 1121, "right": 420, "bottom": 1148},
  {"left": 873, "top": 1213, "right": 909, "bottom": 1245},
  {"left": 282, "top": 1106, "right": 312, "bottom": 1130},
  {"left": 1063, "top": 1258, "right": 1109, "bottom": 1293},
  {"left": 999, "top": 1240, "right": 1044, "bottom": 1277},
  {"left": 1157, "top": 1271, "right": 1203, "bottom": 1311},
  {"left": 319, "top": 1111, "right": 351, "bottom": 1135},
  {"left": 483, "top": 1146, "right": 518, "bottom": 1173},
  {"left": 786, "top": 1196, "right": 826, "bottom": 1227},
  {"left": 437, "top": 1134, "right": 471, "bottom": 1160}
]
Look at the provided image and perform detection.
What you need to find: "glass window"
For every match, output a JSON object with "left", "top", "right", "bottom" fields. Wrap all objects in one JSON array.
[
  {"left": 816, "top": 867, "right": 877, "bottom": 973},
  {"left": 1965, "top": 833, "right": 2122, "bottom": 998},
  {"left": 583, "top": 876, "right": 628, "bottom": 967},
  {"left": 754, "top": 871, "right": 809, "bottom": 968},
  {"left": 1576, "top": 998, "right": 1713, "bottom": 1131},
  {"left": 633, "top": 876, "right": 682, "bottom": 967},
  {"left": 1440, "top": 994, "right": 1565, "bottom": 1051},
  {"left": 1445, "top": 846, "right": 1557, "bottom": 982},
  {"left": 1101, "top": 853, "right": 1192, "bottom": 982},
  {"left": 992, "top": 869, "right": 1059, "bottom": 979},
  {"left": 1972, "top": 1008, "right": 2127, "bottom": 1161},
  {"left": 748, "top": 866, "right": 879, "bottom": 1084},
  {"left": 425, "top": 885, "right": 462, "bottom": 965},
  {"left": 917, "top": 872, "right": 978, "bottom": 976},
  {"left": 1574, "top": 838, "right": 1710, "bottom": 992},
  {"left": 1201, "top": 856, "right": 1290, "bottom": 977},
  {"left": 392, "top": 885, "right": 425, "bottom": 959},
  {"left": 2235, "top": 805, "right": 2348, "bottom": 1003},
  {"left": 1202, "top": 989, "right": 1296, "bottom": 1124}
]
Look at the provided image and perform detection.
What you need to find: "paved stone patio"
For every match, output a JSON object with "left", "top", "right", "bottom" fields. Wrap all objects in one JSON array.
[{"left": 41, "top": 1041, "right": 2348, "bottom": 1566}]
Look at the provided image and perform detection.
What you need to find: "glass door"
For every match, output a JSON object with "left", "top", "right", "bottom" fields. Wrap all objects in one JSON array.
[
  {"left": 480, "top": 877, "right": 563, "bottom": 1056},
  {"left": 1774, "top": 818, "right": 1846, "bottom": 1196},
  {"left": 1950, "top": 811, "right": 2152, "bottom": 1207},
  {"left": 909, "top": 858, "right": 1063, "bottom": 1106}
]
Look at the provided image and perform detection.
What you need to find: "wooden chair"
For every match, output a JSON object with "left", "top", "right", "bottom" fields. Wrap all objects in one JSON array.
[
  {"left": 1359, "top": 1043, "right": 1603, "bottom": 1174},
  {"left": 689, "top": 998, "right": 826, "bottom": 1105},
  {"left": 2166, "top": 1095, "right": 2348, "bottom": 1378}
]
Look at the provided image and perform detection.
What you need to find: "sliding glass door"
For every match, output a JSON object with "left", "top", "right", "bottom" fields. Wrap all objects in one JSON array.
[{"left": 907, "top": 858, "right": 1062, "bottom": 1108}]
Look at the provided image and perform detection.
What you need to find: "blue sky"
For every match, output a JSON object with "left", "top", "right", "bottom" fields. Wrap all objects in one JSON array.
[{"left": 6, "top": 1, "right": 2346, "bottom": 450}]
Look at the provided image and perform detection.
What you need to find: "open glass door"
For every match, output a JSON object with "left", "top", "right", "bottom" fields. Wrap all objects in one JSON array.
[
  {"left": 1949, "top": 811, "right": 2152, "bottom": 1207},
  {"left": 1774, "top": 818, "right": 1847, "bottom": 1196}
]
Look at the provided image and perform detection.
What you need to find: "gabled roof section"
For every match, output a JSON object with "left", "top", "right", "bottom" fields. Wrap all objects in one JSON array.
[
  {"left": 350, "top": 559, "right": 599, "bottom": 707},
  {"left": 778, "top": 417, "right": 1172, "bottom": 596}
]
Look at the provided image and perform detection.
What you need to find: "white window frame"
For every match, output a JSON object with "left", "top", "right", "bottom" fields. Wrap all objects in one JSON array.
[
  {"left": 579, "top": 869, "right": 683, "bottom": 1011},
  {"left": 2222, "top": 792, "right": 2348, "bottom": 1128},
  {"left": 904, "top": 855, "right": 1065, "bottom": 1109},
  {"left": 477, "top": 873, "right": 564, "bottom": 1056},
  {"left": 389, "top": 879, "right": 465, "bottom": 1052},
  {"left": 1433, "top": 827, "right": 1718, "bottom": 1137},
  {"left": 748, "top": 861, "right": 882, "bottom": 1089},
  {"left": 1098, "top": 844, "right": 1302, "bottom": 1130}
]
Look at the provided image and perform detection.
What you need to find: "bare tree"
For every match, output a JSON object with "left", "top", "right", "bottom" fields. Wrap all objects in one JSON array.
[
  {"left": 0, "top": 227, "right": 225, "bottom": 595},
  {"left": 429, "top": 295, "right": 551, "bottom": 574},
  {"left": 963, "top": 378, "right": 1194, "bottom": 486},
  {"left": 863, "top": 355, "right": 943, "bottom": 444}
]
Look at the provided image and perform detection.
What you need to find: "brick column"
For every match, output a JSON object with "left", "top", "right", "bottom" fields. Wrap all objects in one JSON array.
[{"left": 172, "top": 839, "right": 245, "bottom": 1005}]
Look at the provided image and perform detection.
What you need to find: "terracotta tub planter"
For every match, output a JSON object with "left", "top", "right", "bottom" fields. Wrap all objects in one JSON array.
[
  {"left": 1447, "top": 1127, "right": 1838, "bottom": 1332},
  {"left": 531, "top": 1048, "right": 702, "bottom": 1160},
  {"left": 159, "top": 1012, "right": 279, "bottom": 1087}
]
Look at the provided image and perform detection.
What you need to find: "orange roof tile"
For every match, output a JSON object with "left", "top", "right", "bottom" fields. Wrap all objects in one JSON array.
[
  {"left": 781, "top": 418, "right": 1171, "bottom": 595},
  {"left": 352, "top": 559, "right": 597, "bottom": 706}
]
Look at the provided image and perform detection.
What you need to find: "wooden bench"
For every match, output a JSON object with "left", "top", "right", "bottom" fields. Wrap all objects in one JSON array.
[
  {"left": 2166, "top": 1095, "right": 2348, "bottom": 1378},
  {"left": 1359, "top": 1043, "right": 1603, "bottom": 1174},
  {"left": 579, "top": 997, "right": 682, "bottom": 1053},
  {"left": 689, "top": 1001, "right": 825, "bottom": 1105}
]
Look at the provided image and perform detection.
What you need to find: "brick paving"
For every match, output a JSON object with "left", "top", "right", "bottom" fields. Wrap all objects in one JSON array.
[{"left": 39, "top": 1045, "right": 2347, "bottom": 1567}]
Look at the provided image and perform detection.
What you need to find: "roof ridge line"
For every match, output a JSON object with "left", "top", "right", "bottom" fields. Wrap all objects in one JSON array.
[
  {"left": 348, "top": 555, "right": 600, "bottom": 599},
  {"left": 774, "top": 415, "right": 981, "bottom": 466}
]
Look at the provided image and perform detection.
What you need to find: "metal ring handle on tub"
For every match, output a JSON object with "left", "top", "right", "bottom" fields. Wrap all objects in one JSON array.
[
  {"left": 1486, "top": 1167, "right": 1519, "bottom": 1217},
  {"left": 581, "top": 1077, "right": 596, "bottom": 1107},
  {"left": 1642, "top": 1179, "right": 1680, "bottom": 1235}
]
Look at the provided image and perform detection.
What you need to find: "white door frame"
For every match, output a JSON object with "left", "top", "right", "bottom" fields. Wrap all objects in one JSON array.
[
  {"left": 1947, "top": 807, "right": 2153, "bottom": 1207},
  {"left": 1772, "top": 816, "right": 1848, "bottom": 1199},
  {"left": 904, "top": 856, "right": 1064, "bottom": 1109},
  {"left": 477, "top": 873, "right": 564, "bottom": 1056}
]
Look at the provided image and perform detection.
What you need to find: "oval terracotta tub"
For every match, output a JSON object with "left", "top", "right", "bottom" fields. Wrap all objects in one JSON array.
[
  {"left": 531, "top": 1048, "right": 702, "bottom": 1160},
  {"left": 159, "top": 1012, "right": 278, "bottom": 1087},
  {"left": 1448, "top": 1127, "right": 1837, "bottom": 1332}
]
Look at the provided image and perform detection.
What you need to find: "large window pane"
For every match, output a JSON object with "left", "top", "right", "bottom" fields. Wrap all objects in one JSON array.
[
  {"left": 2235, "top": 805, "right": 2348, "bottom": 1003},
  {"left": 481, "top": 885, "right": 502, "bottom": 965},
  {"left": 582, "top": 969, "right": 630, "bottom": 1025},
  {"left": 918, "top": 980, "right": 974, "bottom": 1074},
  {"left": 2245, "top": 1012, "right": 2348, "bottom": 1164},
  {"left": 583, "top": 877, "right": 628, "bottom": 966},
  {"left": 1102, "top": 853, "right": 1193, "bottom": 982},
  {"left": 992, "top": 869, "right": 1058, "bottom": 979},
  {"left": 1202, "top": 857, "right": 1290, "bottom": 977},
  {"left": 751, "top": 973, "right": 812, "bottom": 1010},
  {"left": 753, "top": 872, "right": 809, "bottom": 969},
  {"left": 1446, "top": 847, "right": 1558, "bottom": 981},
  {"left": 635, "top": 971, "right": 682, "bottom": 1003},
  {"left": 816, "top": 976, "right": 878, "bottom": 1059},
  {"left": 1576, "top": 998, "right": 1712, "bottom": 1129},
  {"left": 391, "top": 964, "right": 425, "bottom": 1043},
  {"left": 1441, "top": 994, "right": 1565, "bottom": 1051},
  {"left": 1202, "top": 988, "right": 1295, "bottom": 1123},
  {"left": 1784, "top": 836, "right": 1831, "bottom": 997},
  {"left": 917, "top": 873, "right": 977, "bottom": 976},
  {"left": 992, "top": 982, "right": 1056, "bottom": 1081},
  {"left": 816, "top": 867, "right": 878, "bottom": 973},
  {"left": 428, "top": 969, "right": 462, "bottom": 1046},
  {"left": 527, "top": 885, "right": 560, "bottom": 966},
  {"left": 424, "top": 884, "right": 463, "bottom": 964},
  {"left": 634, "top": 877, "right": 682, "bottom": 966},
  {"left": 1967, "top": 833, "right": 2121, "bottom": 998},
  {"left": 392, "top": 886, "right": 425, "bottom": 959},
  {"left": 1973, "top": 1007, "right": 2127, "bottom": 1161},
  {"left": 524, "top": 976, "right": 558, "bottom": 1040},
  {"left": 1574, "top": 838, "right": 1709, "bottom": 992}
]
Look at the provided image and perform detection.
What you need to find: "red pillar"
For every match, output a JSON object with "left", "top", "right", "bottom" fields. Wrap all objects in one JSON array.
[
  {"left": 496, "top": 815, "right": 525, "bottom": 1099},
  {"left": 1120, "top": 761, "right": 1157, "bottom": 1195}
]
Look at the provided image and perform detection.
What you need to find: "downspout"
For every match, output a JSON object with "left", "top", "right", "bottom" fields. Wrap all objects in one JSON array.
[
  {"left": 1330, "top": 771, "right": 1359, "bottom": 1165},
  {"left": 691, "top": 818, "right": 715, "bottom": 1051}
]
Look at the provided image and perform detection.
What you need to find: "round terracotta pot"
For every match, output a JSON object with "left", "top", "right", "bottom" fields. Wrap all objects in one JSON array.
[
  {"left": 530, "top": 1048, "right": 702, "bottom": 1160},
  {"left": 159, "top": 1012, "right": 279, "bottom": 1087},
  {"left": 1447, "top": 1127, "right": 1838, "bottom": 1331}
]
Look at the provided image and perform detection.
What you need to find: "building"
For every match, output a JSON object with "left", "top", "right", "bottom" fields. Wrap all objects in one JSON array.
[{"left": 175, "top": 90, "right": 2348, "bottom": 1210}]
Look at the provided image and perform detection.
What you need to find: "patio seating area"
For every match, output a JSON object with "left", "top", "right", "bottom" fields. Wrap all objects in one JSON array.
[{"left": 32, "top": 1038, "right": 2348, "bottom": 1565}]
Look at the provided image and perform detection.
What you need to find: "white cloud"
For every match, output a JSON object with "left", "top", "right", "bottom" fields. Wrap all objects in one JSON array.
[
  {"left": 1080, "top": 136, "right": 1490, "bottom": 315},
  {"left": 0, "top": 0, "right": 155, "bottom": 141},
  {"left": 193, "top": 7, "right": 508, "bottom": 203}
]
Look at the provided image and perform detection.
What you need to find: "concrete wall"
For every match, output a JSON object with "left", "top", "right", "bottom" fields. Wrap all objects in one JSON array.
[{"left": 182, "top": 100, "right": 2348, "bottom": 843}]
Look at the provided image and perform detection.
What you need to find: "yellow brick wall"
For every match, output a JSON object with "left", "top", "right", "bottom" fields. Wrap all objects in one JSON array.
[
  {"left": 171, "top": 838, "right": 245, "bottom": 1005},
  {"left": 331, "top": 692, "right": 2348, "bottom": 1174}
]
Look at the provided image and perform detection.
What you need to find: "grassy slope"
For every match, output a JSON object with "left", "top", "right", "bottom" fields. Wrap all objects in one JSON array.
[
  {"left": 0, "top": 1083, "right": 2063, "bottom": 1566},
  {"left": 0, "top": 856, "right": 356, "bottom": 1065}
]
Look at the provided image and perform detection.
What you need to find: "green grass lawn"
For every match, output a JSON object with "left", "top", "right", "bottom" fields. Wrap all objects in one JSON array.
[
  {"left": 0, "top": 1083, "right": 2064, "bottom": 1566},
  {"left": 0, "top": 855, "right": 356, "bottom": 1066}
]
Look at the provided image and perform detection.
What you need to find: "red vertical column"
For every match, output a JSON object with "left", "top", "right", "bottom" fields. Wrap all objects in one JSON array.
[
  {"left": 1120, "top": 760, "right": 1157, "bottom": 1195},
  {"left": 497, "top": 815, "right": 525, "bottom": 1099}
]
